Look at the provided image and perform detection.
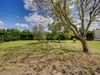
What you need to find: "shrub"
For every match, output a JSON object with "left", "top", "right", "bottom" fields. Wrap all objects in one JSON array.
[
  {"left": 79, "top": 27, "right": 95, "bottom": 40},
  {"left": 20, "top": 30, "right": 34, "bottom": 40},
  {"left": 86, "top": 31, "right": 95, "bottom": 40},
  {"left": 73, "top": 38, "right": 76, "bottom": 43}
]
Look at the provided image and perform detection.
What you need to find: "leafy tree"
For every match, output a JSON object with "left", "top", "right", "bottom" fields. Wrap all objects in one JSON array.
[
  {"left": 48, "top": 23, "right": 61, "bottom": 42},
  {"left": 0, "top": 29, "right": 20, "bottom": 42},
  {"left": 9, "top": 29, "right": 20, "bottom": 41},
  {"left": 32, "top": 25, "right": 46, "bottom": 43},
  {"left": 31, "top": 0, "right": 100, "bottom": 54},
  {"left": 20, "top": 30, "right": 34, "bottom": 40}
]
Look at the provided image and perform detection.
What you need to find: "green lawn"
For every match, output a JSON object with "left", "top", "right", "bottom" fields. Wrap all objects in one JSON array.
[
  {"left": 0, "top": 40, "right": 100, "bottom": 74},
  {"left": 0, "top": 40, "right": 100, "bottom": 52}
]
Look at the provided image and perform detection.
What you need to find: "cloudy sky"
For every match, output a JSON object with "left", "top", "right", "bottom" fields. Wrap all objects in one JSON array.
[
  {"left": 0, "top": 0, "right": 53, "bottom": 31},
  {"left": 0, "top": 0, "right": 99, "bottom": 31}
]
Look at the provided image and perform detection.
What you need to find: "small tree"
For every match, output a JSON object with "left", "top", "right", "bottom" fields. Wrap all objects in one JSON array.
[
  {"left": 32, "top": 25, "right": 46, "bottom": 43},
  {"left": 48, "top": 22, "right": 63, "bottom": 43}
]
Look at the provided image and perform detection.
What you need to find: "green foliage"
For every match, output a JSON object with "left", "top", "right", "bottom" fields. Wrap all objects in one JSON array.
[
  {"left": 0, "top": 29, "right": 34, "bottom": 42},
  {"left": 20, "top": 30, "right": 34, "bottom": 40},
  {"left": 48, "top": 2, "right": 75, "bottom": 41},
  {"left": 32, "top": 25, "right": 46, "bottom": 41},
  {"left": 0, "top": 29, "right": 20, "bottom": 42},
  {"left": 62, "top": 27, "right": 75, "bottom": 40},
  {"left": 46, "top": 32, "right": 54, "bottom": 40},
  {"left": 73, "top": 38, "right": 76, "bottom": 43},
  {"left": 9, "top": 29, "right": 20, "bottom": 41},
  {"left": 87, "top": 31, "right": 95, "bottom": 40},
  {"left": 79, "top": 27, "right": 95, "bottom": 40},
  {"left": 46, "top": 27, "right": 75, "bottom": 40}
]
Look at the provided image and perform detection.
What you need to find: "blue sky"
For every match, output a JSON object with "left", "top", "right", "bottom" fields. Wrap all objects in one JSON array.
[
  {"left": 0, "top": 0, "right": 99, "bottom": 31},
  {"left": 0, "top": 0, "right": 34, "bottom": 31}
]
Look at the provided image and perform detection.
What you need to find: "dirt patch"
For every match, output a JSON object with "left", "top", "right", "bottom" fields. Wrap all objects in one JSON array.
[
  {"left": 0, "top": 43, "right": 100, "bottom": 75},
  {"left": 0, "top": 52, "right": 100, "bottom": 75}
]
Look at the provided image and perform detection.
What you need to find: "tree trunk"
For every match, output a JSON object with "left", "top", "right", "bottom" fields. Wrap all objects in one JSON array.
[
  {"left": 39, "top": 39, "right": 40, "bottom": 44},
  {"left": 58, "top": 33, "right": 60, "bottom": 43},
  {"left": 47, "top": 40, "right": 50, "bottom": 44},
  {"left": 81, "top": 39, "right": 91, "bottom": 54}
]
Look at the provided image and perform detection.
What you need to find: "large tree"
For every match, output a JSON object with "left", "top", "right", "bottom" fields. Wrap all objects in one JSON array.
[{"left": 26, "top": 0, "right": 100, "bottom": 54}]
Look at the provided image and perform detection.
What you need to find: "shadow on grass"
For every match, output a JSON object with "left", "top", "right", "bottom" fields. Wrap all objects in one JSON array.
[
  {"left": 26, "top": 42, "right": 38, "bottom": 45},
  {"left": 50, "top": 40, "right": 75, "bottom": 44},
  {"left": 62, "top": 49, "right": 77, "bottom": 53}
]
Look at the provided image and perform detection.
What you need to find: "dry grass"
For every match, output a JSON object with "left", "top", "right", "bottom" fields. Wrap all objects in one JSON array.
[{"left": 0, "top": 40, "right": 100, "bottom": 75}]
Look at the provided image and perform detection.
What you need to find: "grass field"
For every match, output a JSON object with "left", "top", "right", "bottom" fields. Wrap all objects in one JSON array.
[{"left": 0, "top": 40, "right": 100, "bottom": 75}]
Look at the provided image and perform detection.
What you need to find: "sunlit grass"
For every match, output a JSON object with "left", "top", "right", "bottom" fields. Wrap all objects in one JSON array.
[
  {"left": 0, "top": 40, "right": 100, "bottom": 62},
  {"left": 0, "top": 40, "right": 38, "bottom": 49},
  {"left": 0, "top": 40, "right": 100, "bottom": 74}
]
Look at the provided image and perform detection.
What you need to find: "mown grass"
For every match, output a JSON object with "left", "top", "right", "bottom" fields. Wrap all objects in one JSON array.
[
  {"left": 0, "top": 40, "right": 100, "bottom": 61},
  {"left": 0, "top": 40, "right": 100, "bottom": 74},
  {"left": 0, "top": 40, "right": 38, "bottom": 49},
  {"left": 0, "top": 40, "right": 100, "bottom": 60}
]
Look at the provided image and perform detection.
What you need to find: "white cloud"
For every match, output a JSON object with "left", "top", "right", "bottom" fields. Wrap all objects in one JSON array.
[
  {"left": 15, "top": 23, "right": 20, "bottom": 26},
  {"left": 75, "top": 15, "right": 100, "bottom": 30},
  {"left": 69, "top": 5, "right": 75, "bottom": 9},
  {"left": 24, "top": 0, "right": 37, "bottom": 11},
  {"left": 16, "top": 16, "right": 20, "bottom": 18},
  {"left": 0, "top": 21, "right": 4, "bottom": 26},
  {"left": 24, "top": 13, "right": 53, "bottom": 27},
  {"left": 20, "top": 24, "right": 29, "bottom": 28},
  {"left": 15, "top": 23, "right": 29, "bottom": 28}
]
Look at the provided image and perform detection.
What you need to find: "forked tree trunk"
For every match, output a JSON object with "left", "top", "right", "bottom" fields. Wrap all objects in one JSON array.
[{"left": 81, "top": 39, "right": 91, "bottom": 54}]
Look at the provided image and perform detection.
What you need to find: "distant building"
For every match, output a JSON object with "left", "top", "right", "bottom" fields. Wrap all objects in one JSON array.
[{"left": 94, "top": 30, "right": 100, "bottom": 40}]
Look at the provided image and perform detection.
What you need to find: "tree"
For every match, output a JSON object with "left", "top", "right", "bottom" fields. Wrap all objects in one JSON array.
[
  {"left": 0, "top": 29, "right": 20, "bottom": 42},
  {"left": 48, "top": 22, "right": 63, "bottom": 43},
  {"left": 9, "top": 29, "right": 20, "bottom": 41},
  {"left": 30, "top": 0, "right": 100, "bottom": 54},
  {"left": 20, "top": 30, "right": 34, "bottom": 40},
  {"left": 48, "top": 24, "right": 58, "bottom": 40},
  {"left": 32, "top": 25, "right": 46, "bottom": 43},
  {"left": 62, "top": 26, "right": 75, "bottom": 40},
  {"left": 48, "top": 4, "right": 72, "bottom": 43}
]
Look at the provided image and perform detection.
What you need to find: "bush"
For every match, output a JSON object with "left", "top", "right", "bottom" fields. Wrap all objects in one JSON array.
[
  {"left": 20, "top": 30, "right": 34, "bottom": 40},
  {"left": 86, "top": 31, "right": 95, "bottom": 40},
  {"left": 73, "top": 38, "right": 76, "bottom": 43},
  {"left": 79, "top": 27, "right": 95, "bottom": 40},
  {"left": 0, "top": 29, "right": 34, "bottom": 42},
  {"left": 1, "top": 29, "right": 20, "bottom": 42}
]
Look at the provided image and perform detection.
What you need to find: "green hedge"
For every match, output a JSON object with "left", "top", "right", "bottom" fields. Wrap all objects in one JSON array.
[{"left": 0, "top": 29, "right": 34, "bottom": 42}]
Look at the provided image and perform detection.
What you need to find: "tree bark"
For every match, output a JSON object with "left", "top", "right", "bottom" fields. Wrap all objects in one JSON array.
[
  {"left": 47, "top": 40, "right": 50, "bottom": 44},
  {"left": 81, "top": 39, "right": 91, "bottom": 54},
  {"left": 58, "top": 33, "right": 60, "bottom": 43}
]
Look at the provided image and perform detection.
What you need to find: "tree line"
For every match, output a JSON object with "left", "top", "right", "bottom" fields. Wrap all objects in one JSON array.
[
  {"left": 0, "top": 27, "right": 95, "bottom": 42},
  {"left": 0, "top": 29, "right": 33, "bottom": 42}
]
